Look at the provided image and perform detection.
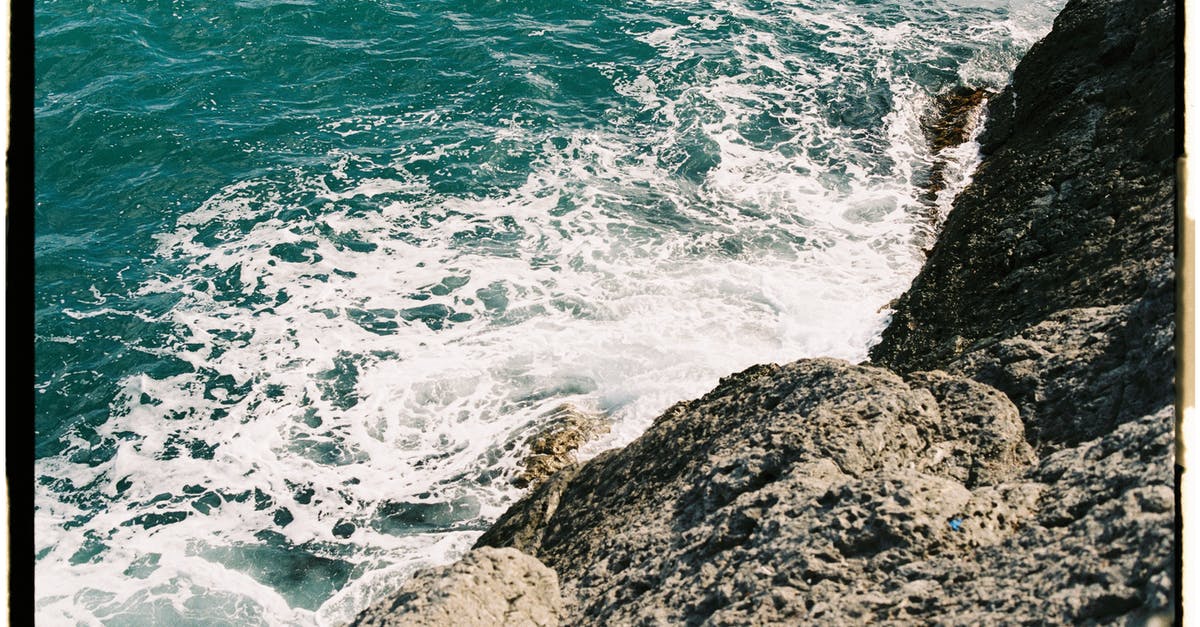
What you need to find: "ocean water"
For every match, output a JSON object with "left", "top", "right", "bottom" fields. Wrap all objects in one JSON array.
[{"left": 35, "top": 0, "right": 1063, "bottom": 623}]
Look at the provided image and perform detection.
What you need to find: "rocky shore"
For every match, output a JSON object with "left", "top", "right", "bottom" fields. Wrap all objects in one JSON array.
[{"left": 350, "top": 0, "right": 1176, "bottom": 623}]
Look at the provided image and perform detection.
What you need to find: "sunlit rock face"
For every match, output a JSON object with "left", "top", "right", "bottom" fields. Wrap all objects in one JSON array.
[{"left": 356, "top": 0, "right": 1176, "bottom": 623}]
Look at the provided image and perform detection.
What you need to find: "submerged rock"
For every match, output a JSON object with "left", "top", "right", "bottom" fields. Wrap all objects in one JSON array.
[
  {"left": 360, "top": 0, "right": 1176, "bottom": 622},
  {"left": 871, "top": 0, "right": 1176, "bottom": 452},
  {"left": 513, "top": 404, "right": 611, "bottom": 489},
  {"left": 923, "top": 86, "right": 993, "bottom": 153}
]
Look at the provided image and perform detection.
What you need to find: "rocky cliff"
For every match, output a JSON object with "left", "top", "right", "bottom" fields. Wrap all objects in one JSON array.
[
  {"left": 869, "top": 0, "right": 1176, "bottom": 452},
  {"left": 351, "top": 0, "right": 1177, "bottom": 623}
]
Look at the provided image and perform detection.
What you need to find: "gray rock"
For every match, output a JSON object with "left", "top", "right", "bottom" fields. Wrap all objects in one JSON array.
[
  {"left": 869, "top": 0, "right": 1175, "bottom": 451},
  {"left": 921, "top": 406, "right": 1176, "bottom": 624},
  {"left": 479, "top": 359, "right": 1048, "bottom": 624},
  {"left": 481, "top": 461, "right": 585, "bottom": 556},
  {"left": 349, "top": 547, "right": 562, "bottom": 627},
  {"left": 514, "top": 404, "right": 611, "bottom": 489},
  {"left": 946, "top": 263, "right": 1174, "bottom": 452}
]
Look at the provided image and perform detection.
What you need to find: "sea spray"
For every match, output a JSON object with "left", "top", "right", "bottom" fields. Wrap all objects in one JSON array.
[{"left": 35, "top": 0, "right": 1064, "bottom": 623}]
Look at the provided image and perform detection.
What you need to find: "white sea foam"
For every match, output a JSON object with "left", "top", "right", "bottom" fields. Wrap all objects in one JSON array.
[{"left": 35, "top": 0, "right": 1066, "bottom": 623}]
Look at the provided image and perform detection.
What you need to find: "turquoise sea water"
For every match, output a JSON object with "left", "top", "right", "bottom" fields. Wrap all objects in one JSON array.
[{"left": 36, "top": 0, "right": 1062, "bottom": 623}]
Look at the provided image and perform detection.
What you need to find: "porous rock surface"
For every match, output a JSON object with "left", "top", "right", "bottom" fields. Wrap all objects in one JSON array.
[
  {"left": 513, "top": 404, "right": 611, "bottom": 489},
  {"left": 870, "top": 0, "right": 1176, "bottom": 452},
  {"left": 920, "top": 86, "right": 993, "bottom": 201},
  {"left": 348, "top": 547, "right": 562, "bottom": 627},
  {"left": 477, "top": 363, "right": 1172, "bottom": 624},
  {"left": 356, "top": 0, "right": 1175, "bottom": 623}
]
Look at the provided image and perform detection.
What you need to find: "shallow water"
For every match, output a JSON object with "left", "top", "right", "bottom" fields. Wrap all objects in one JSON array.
[{"left": 35, "top": 0, "right": 1063, "bottom": 623}]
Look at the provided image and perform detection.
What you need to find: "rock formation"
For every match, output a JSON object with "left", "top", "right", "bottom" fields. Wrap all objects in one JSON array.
[
  {"left": 350, "top": 0, "right": 1176, "bottom": 623},
  {"left": 513, "top": 404, "right": 611, "bottom": 489},
  {"left": 349, "top": 547, "right": 562, "bottom": 627},
  {"left": 920, "top": 86, "right": 993, "bottom": 201},
  {"left": 475, "top": 362, "right": 1172, "bottom": 624},
  {"left": 870, "top": 0, "right": 1176, "bottom": 451}
]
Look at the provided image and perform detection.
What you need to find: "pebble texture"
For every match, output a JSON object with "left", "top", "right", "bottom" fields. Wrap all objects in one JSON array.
[{"left": 478, "top": 360, "right": 1043, "bottom": 623}]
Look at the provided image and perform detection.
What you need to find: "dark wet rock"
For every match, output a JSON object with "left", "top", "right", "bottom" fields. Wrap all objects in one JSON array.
[
  {"left": 513, "top": 404, "right": 611, "bottom": 489},
  {"left": 921, "top": 86, "right": 994, "bottom": 200},
  {"left": 349, "top": 547, "right": 561, "bottom": 627}
]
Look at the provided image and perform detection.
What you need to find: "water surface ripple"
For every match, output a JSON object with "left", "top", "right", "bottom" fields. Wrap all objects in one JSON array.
[{"left": 35, "top": 0, "right": 1062, "bottom": 623}]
